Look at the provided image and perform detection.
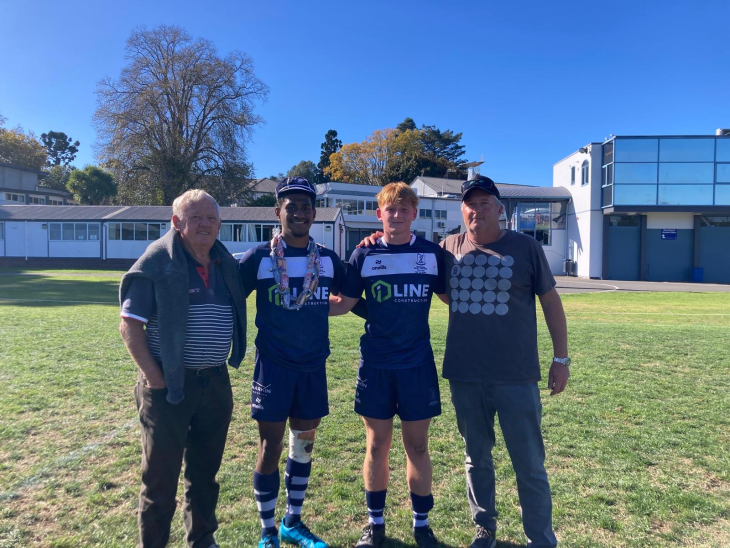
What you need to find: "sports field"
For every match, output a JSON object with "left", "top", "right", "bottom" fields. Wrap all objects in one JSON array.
[{"left": 0, "top": 272, "right": 728, "bottom": 548}]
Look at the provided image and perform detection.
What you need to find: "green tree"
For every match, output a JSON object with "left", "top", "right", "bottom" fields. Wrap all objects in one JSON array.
[
  {"left": 0, "top": 117, "right": 47, "bottom": 171},
  {"left": 396, "top": 117, "right": 417, "bottom": 133},
  {"left": 94, "top": 25, "right": 269, "bottom": 205},
  {"left": 66, "top": 166, "right": 117, "bottom": 204},
  {"left": 41, "top": 165, "right": 76, "bottom": 191},
  {"left": 287, "top": 160, "right": 319, "bottom": 183},
  {"left": 40, "top": 131, "right": 80, "bottom": 167},
  {"left": 317, "top": 130, "right": 342, "bottom": 183},
  {"left": 247, "top": 194, "right": 276, "bottom": 207},
  {"left": 267, "top": 172, "right": 285, "bottom": 181}
]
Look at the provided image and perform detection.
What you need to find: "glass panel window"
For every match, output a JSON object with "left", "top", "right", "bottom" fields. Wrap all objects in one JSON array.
[
  {"left": 5, "top": 192, "right": 25, "bottom": 203},
  {"left": 108, "top": 223, "right": 120, "bottom": 240},
  {"left": 315, "top": 199, "right": 326, "bottom": 208},
  {"left": 716, "top": 164, "right": 730, "bottom": 183},
  {"left": 581, "top": 161, "right": 590, "bottom": 185},
  {"left": 121, "top": 222, "right": 134, "bottom": 241},
  {"left": 75, "top": 223, "right": 87, "bottom": 240},
  {"left": 219, "top": 224, "right": 232, "bottom": 241},
  {"left": 420, "top": 209, "right": 432, "bottom": 219},
  {"left": 88, "top": 224, "right": 100, "bottom": 241},
  {"left": 535, "top": 203, "right": 551, "bottom": 245},
  {"left": 614, "top": 163, "right": 657, "bottom": 184},
  {"left": 609, "top": 214, "right": 640, "bottom": 227},
  {"left": 0, "top": 223, "right": 3, "bottom": 240},
  {"left": 62, "top": 223, "right": 75, "bottom": 240},
  {"left": 261, "top": 225, "right": 273, "bottom": 242},
  {"left": 603, "top": 141, "right": 614, "bottom": 164},
  {"left": 148, "top": 224, "right": 161, "bottom": 240},
  {"left": 134, "top": 223, "right": 147, "bottom": 240},
  {"left": 602, "top": 164, "right": 613, "bottom": 187},
  {"left": 659, "top": 138, "right": 715, "bottom": 162},
  {"left": 246, "top": 224, "right": 257, "bottom": 242},
  {"left": 48, "top": 198, "right": 63, "bottom": 205},
  {"left": 659, "top": 163, "right": 714, "bottom": 184},
  {"left": 570, "top": 166, "right": 575, "bottom": 186},
  {"left": 28, "top": 196, "right": 45, "bottom": 204},
  {"left": 341, "top": 199, "right": 361, "bottom": 215},
  {"left": 658, "top": 185, "right": 713, "bottom": 206},
  {"left": 614, "top": 139, "right": 658, "bottom": 162},
  {"left": 699, "top": 215, "right": 730, "bottom": 227},
  {"left": 551, "top": 202, "right": 567, "bottom": 229},
  {"left": 614, "top": 185, "right": 657, "bottom": 206},
  {"left": 715, "top": 185, "right": 730, "bottom": 205},
  {"left": 365, "top": 200, "right": 377, "bottom": 214},
  {"left": 50, "top": 223, "right": 61, "bottom": 240},
  {"left": 602, "top": 185, "right": 613, "bottom": 207},
  {"left": 435, "top": 210, "right": 447, "bottom": 219},
  {"left": 717, "top": 139, "right": 730, "bottom": 162}
]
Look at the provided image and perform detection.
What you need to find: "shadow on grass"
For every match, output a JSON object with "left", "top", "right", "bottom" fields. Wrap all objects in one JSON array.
[
  {"left": 0, "top": 275, "right": 120, "bottom": 307},
  {"left": 329, "top": 537, "right": 523, "bottom": 548}
]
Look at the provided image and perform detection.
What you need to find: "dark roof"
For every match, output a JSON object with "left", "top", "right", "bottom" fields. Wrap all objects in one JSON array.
[
  {"left": 413, "top": 176, "right": 572, "bottom": 200},
  {"left": 0, "top": 205, "right": 343, "bottom": 223},
  {"left": 251, "top": 178, "right": 278, "bottom": 194}
]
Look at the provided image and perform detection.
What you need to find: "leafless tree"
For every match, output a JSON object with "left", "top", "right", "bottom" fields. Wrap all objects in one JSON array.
[{"left": 94, "top": 25, "right": 268, "bottom": 205}]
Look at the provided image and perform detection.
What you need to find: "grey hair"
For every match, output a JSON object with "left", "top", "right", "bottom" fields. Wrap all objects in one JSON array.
[{"left": 172, "top": 189, "right": 220, "bottom": 218}]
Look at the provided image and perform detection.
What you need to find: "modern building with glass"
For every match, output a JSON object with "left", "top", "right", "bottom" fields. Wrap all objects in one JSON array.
[{"left": 554, "top": 130, "right": 730, "bottom": 283}]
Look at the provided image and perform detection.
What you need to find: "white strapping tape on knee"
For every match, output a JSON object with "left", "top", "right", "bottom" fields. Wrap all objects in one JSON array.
[{"left": 288, "top": 429, "right": 315, "bottom": 463}]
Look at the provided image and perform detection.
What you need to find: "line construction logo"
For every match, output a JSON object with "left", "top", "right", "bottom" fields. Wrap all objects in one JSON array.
[{"left": 371, "top": 280, "right": 392, "bottom": 302}]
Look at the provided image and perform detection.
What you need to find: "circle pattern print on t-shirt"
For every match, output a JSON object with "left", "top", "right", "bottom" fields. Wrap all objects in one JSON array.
[{"left": 449, "top": 253, "right": 514, "bottom": 316}]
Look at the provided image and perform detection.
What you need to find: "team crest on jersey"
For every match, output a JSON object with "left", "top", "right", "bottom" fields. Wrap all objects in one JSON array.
[{"left": 414, "top": 253, "right": 427, "bottom": 274}]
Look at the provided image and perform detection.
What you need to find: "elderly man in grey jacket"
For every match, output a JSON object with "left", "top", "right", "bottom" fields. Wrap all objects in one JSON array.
[{"left": 119, "top": 189, "right": 247, "bottom": 548}]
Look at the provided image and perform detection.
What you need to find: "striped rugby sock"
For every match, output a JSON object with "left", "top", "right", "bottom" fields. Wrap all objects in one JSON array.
[
  {"left": 365, "top": 489, "right": 387, "bottom": 528},
  {"left": 410, "top": 492, "right": 434, "bottom": 529},
  {"left": 283, "top": 457, "right": 311, "bottom": 527},
  {"left": 254, "top": 470, "right": 279, "bottom": 536}
]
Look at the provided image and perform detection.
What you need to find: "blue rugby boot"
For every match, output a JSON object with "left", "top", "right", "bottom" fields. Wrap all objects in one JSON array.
[
  {"left": 259, "top": 533, "right": 280, "bottom": 548},
  {"left": 280, "top": 521, "right": 328, "bottom": 548}
]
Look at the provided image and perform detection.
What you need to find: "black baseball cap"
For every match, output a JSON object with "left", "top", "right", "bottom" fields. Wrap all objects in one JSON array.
[
  {"left": 461, "top": 175, "right": 500, "bottom": 201},
  {"left": 275, "top": 177, "right": 317, "bottom": 200}
]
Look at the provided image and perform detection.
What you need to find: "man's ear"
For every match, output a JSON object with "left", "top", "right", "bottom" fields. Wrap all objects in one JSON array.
[{"left": 172, "top": 215, "right": 181, "bottom": 231}]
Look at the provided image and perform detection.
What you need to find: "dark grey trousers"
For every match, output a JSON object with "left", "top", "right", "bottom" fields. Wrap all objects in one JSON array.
[
  {"left": 135, "top": 366, "right": 233, "bottom": 548},
  {"left": 449, "top": 380, "right": 557, "bottom": 548}
]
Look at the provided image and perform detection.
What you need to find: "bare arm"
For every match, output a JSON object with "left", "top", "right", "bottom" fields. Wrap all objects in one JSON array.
[
  {"left": 436, "top": 293, "right": 448, "bottom": 305},
  {"left": 119, "top": 317, "right": 166, "bottom": 389},
  {"left": 538, "top": 288, "right": 569, "bottom": 395},
  {"left": 329, "top": 294, "right": 361, "bottom": 316}
]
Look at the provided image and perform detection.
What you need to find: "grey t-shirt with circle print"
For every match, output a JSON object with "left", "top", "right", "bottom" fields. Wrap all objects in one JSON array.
[{"left": 439, "top": 230, "right": 555, "bottom": 384}]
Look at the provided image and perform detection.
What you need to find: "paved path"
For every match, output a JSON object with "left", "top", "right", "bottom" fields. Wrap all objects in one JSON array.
[{"left": 555, "top": 276, "right": 730, "bottom": 294}]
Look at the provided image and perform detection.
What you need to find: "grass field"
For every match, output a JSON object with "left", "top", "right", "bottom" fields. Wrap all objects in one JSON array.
[{"left": 0, "top": 272, "right": 728, "bottom": 548}]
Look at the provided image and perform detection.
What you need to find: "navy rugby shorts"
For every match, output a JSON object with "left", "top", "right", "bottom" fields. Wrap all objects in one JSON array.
[{"left": 354, "top": 362, "right": 441, "bottom": 421}]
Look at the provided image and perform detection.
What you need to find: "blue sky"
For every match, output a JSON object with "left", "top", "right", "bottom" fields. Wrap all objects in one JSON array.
[{"left": 1, "top": 0, "right": 728, "bottom": 187}]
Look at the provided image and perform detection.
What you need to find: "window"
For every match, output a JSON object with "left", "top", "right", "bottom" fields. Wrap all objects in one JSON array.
[
  {"left": 365, "top": 200, "right": 377, "bottom": 214},
  {"left": 570, "top": 166, "right": 575, "bottom": 186},
  {"left": 608, "top": 214, "right": 640, "bottom": 227},
  {"left": 341, "top": 199, "right": 362, "bottom": 215},
  {"left": 614, "top": 139, "right": 658, "bottom": 162},
  {"left": 658, "top": 185, "right": 714, "bottom": 206},
  {"left": 659, "top": 163, "right": 714, "bottom": 185},
  {"left": 5, "top": 193, "right": 25, "bottom": 203},
  {"left": 614, "top": 163, "right": 657, "bottom": 185},
  {"left": 699, "top": 215, "right": 730, "bottom": 227},
  {"left": 49, "top": 222, "right": 100, "bottom": 241},
  {"left": 581, "top": 160, "right": 590, "bottom": 186},
  {"left": 659, "top": 138, "right": 715, "bottom": 162},
  {"left": 0, "top": 223, "right": 3, "bottom": 240},
  {"left": 28, "top": 196, "right": 45, "bottom": 204},
  {"left": 419, "top": 209, "right": 432, "bottom": 219},
  {"left": 602, "top": 164, "right": 613, "bottom": 187},
  {"left": 435, "top": 210, "right": 447, "bottom": 219},
  {"left": 717, "top": 139, "right": 730, "bottom": 162},
  {"left": 315, "top": 199, "right": 326, "bottom": 208},
  {"left": 48, "top": 198, "right": 63, "bottom": 206},
  {"left": 107, "top": 222, "right": 164, "bottom": 241},
  {"left": 551, "top": 202, "right": 567, "bottom": 229},
  {"left": 518, "top": 202, "right": 551, "bottom": 245}
]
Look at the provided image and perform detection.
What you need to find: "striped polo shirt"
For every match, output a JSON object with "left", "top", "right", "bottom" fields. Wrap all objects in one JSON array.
[{"left": 120, "top": 248, "right": 234, "bottom": 368}]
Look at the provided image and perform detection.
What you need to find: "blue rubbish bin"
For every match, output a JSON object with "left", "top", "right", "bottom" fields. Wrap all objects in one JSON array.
[{"left": 692, "top": 267, "right": 704, "bottom": 283}]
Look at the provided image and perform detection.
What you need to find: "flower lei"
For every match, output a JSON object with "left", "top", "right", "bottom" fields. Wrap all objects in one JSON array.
[{"left": 269, "top": 228, "right": 321, "bottom": 311}]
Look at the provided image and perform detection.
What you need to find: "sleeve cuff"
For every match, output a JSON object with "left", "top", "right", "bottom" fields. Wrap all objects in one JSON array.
[{"left": 120, "top": 312, "right": 149, "bottom": 324}]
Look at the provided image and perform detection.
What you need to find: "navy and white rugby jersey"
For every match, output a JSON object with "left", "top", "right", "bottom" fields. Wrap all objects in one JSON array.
[
  {"left": 341, "top": 235, "right": 445, "bottom": 369},
  {"left": 120, "top": 249, "right": 234, "bottom": 368},
  {"left": 239, "top": 240, "right": 347, "bottom": 372}
]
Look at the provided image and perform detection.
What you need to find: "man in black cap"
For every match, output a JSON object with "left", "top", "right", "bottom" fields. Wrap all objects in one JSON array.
[
  {"left": 439, "top": 175, "right": 569, "bottom": 548},
  {"left": 238, "top": 177, "right": 349, "bottom": 548}
]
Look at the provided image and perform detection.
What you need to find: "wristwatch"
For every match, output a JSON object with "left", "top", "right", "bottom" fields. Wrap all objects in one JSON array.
[{"left": 553, "top": 356, "right": 571, "bottom": 367}]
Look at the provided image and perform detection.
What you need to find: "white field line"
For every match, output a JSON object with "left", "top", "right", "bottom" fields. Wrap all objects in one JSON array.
[
  {"left": 0, "top": 298, "right": 116, "bottom": 304},
  {"left": 557, "top": 280, "right": 620, "bottom": 291},
  {"left": 0, "top": 419, "right": 138, "bottom": 501},
  {"left": 585, "top": 312, "right": 730, "bottom": 316}
]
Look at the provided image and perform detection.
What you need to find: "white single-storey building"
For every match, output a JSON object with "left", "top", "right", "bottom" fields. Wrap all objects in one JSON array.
[{"left": 0, "top": 205, "right": 345, "bottom": 269}]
